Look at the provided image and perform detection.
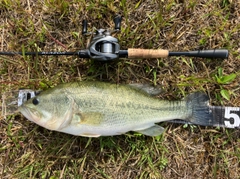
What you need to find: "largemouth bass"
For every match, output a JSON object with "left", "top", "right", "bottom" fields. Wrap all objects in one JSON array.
[{"left": 19, "top": 81, "right": 211, "bottom": 137}]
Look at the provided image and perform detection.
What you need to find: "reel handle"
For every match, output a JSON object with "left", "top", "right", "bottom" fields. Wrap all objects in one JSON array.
[
  {"left": 114, "top": 15, "right": 122, "bottom": 30},
  {"left": 82, "top": 20, "right": 88, "bottom": 35}
]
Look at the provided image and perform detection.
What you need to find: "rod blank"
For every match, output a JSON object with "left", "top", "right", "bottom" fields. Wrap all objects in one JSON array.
[
  {"left": 0, "top": 51, "right": 77, "bottom": 56},
  {"left": 0, "top": 49, "right": 229, "bottom": 60}
]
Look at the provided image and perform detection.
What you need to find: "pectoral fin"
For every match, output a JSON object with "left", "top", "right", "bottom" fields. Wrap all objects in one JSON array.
[
  {"left": 75, "top": 112, "right": 104, "bottom": 126},
  {"left": 134, "top": 125, "right": 165, "bottom": 136}
]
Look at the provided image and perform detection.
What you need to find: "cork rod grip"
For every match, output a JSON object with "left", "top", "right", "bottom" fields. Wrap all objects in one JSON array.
[{"left": 128, "top": 48, "right": 169, "bottom": 58}]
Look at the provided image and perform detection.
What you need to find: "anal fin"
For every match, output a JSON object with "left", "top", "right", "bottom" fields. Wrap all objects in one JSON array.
[{"left": 134, "top": 125, "right": 165, "bottom": 136}]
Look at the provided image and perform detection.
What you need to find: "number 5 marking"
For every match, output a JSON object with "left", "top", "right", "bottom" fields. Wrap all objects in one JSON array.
[{"left": 224, "top": 107, "right": 240, "bottom": 128}]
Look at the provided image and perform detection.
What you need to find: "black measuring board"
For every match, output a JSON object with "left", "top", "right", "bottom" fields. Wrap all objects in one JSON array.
[
  {"left": 168, "top": 106, "right": 240, "bottom": 129},
  {"left": 210, "top": 106, "right": 240, "bottom": 129}
]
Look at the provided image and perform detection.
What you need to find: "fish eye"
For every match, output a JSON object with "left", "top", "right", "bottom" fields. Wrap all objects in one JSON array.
[{"left": 32, "top": 98, "right": 39, "bottom": 105}]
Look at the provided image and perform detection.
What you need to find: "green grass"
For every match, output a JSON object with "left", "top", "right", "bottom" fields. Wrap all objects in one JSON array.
[{"left": 0, "top": 0, "right": 240, "bottom": 178}]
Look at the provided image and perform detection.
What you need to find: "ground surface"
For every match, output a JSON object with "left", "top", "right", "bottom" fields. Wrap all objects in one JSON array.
[{"left": 0, "top": 0, "right": 240, "bottom": 178}]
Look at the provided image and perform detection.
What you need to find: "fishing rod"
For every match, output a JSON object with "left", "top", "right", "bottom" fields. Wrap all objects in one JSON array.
[{"left": 0, "top": 15, "right": 229, "bottom": 61}]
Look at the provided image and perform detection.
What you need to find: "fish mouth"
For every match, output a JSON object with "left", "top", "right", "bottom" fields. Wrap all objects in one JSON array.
[
  {"left": 18, "top": 105, "right": 40, "bottom": 123},
  {"left": 19, "top": 105, "right": 57, "bottom": 130}
]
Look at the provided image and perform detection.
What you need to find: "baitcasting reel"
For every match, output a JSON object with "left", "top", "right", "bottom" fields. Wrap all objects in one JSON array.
[{"left": 81, "top": 15, "right": 122, "bottom": 61}]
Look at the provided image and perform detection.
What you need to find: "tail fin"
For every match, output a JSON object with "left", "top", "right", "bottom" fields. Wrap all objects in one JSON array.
[{"left": 186, "top": 92, "right": 213, "bottom": 126}]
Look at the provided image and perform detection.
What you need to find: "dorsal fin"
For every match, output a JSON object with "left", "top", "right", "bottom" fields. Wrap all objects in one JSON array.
[{"left": 128, "top": 83, "right": 162, "bottom": 96}]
